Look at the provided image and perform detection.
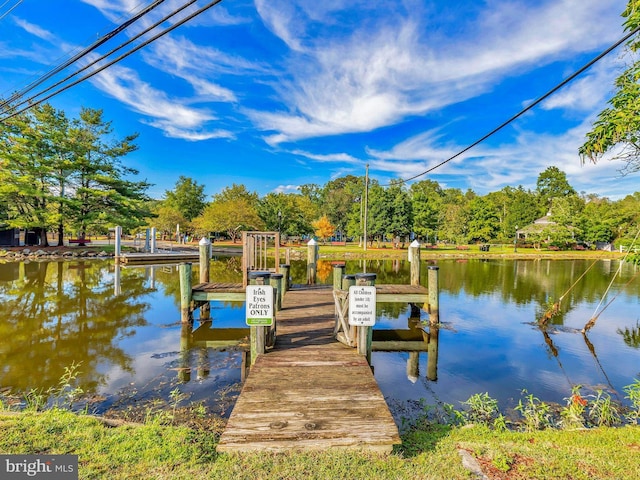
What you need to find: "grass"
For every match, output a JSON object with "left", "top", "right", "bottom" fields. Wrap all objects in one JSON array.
[{"left": 1, "top": 409, "right": 639, "bottom": 479}]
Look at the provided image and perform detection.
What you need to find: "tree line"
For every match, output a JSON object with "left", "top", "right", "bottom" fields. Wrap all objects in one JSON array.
[{"left": 153, "top": 167, "right": 640, "bottom": 248}]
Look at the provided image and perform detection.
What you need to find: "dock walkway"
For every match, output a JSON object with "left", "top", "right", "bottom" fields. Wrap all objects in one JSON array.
[{"left": 216, "top": 285, "right": 401, "bottom": 453}]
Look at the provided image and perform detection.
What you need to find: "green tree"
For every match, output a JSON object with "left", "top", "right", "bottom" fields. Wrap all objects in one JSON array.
[
  {"left": 410, "top": 180, "right": 443, "bottom": 242},
  {"left": 580, "top": 0, "right": 640, "bottom": 173},
  {"left": 465, "top": 195, "right": 499, "bottom": 243},
  {"left": 258, "top": 192, "right": 317, "bottom": 237},
  {"left": 536, "top": 166, "right": 576, "bottom": 212},
  {"left": 66, "top": 108, "right": 152, "bottom": 241},
  {"left": 193, "top": 190, "right": 263, "bottom": 243},
  {"left": 321, "top": 175, "right": 362, "bottom": 232},
  {"left": 0, "top": 106, "right": 61, "bottom": 246},
  {"left": 163, "top": 176, "right": 206, "bottom": 222},
  {"left": 152, "top": 203, "right": 188, "bottom": 240},
  {"left": 438, "top": 188, "right": 473, "bottom": 244}
]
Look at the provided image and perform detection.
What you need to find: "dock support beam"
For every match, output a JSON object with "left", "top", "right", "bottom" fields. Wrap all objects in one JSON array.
[{"left": 179, "top": 262, "right": 192, "bottom": 323}]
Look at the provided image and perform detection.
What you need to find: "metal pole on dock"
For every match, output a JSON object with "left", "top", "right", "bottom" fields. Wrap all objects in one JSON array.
[
  {"left": 249, "top": 271, "right": 271, "bottom": 365},
  {"left": 355, "top": 272, "right": 376, "bottom": 364},
  {"left": 428, "top": 266, "right": 440, "bottom": 324},
  {"left": 114, "top": 226, "right": 122, "bottom": 259},
  {"left": 307, "top": 238, "right": 318, "bottom": 284},
  {"left": 179, "top": 262, "right": 192, "bottom": 323},
  {"left": 150, "top": 227, "right": 157, "bottom": 253}
]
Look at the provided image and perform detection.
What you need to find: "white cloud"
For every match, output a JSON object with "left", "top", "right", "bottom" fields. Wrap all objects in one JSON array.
[
  {"left": 272, "top": 184, "right": 299, "bottom": 194},
  {"left": 12, "top": 17, "right": 56, "bottom": 42},
  {"left": 250, "top": 0, "right": 626, "bottom": 144},
  {"left": 90, "top": 64, "right": 233, "bottom": 140}
]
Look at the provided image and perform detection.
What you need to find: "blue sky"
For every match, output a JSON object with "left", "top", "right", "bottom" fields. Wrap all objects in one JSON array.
[{"left": 1, "top": 0, "right": 637, "bottom": 200}]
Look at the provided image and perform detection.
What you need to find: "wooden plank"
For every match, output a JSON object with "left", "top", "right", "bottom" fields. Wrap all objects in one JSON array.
[{"left": 217, "top": 286, "right": 400, "bottom": 453}]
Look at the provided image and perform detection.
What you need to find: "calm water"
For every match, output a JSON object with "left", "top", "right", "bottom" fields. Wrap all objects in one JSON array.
[{"left": 0, "top": 256, "right": 638, "bottom": 421}]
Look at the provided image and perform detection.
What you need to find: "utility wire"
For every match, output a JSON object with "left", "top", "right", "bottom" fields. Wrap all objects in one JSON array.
[
  {"left": 0, "top": 0, "right": 166, "bottom": 111},
  {"left": 0, "top": 0, "right": 22, "bottom": 22},
  {"left": 3, "top": 0, "right": 199, "bottom": 115},
  {"left": 0, "top": 0, "right": 223, "bottom": 123},
  {"left": 382, "top": 23, "right": 640, "bottom": 187}
]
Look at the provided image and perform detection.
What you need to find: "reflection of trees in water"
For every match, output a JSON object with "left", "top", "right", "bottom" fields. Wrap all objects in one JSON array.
[
  {"left": 0, "top": 260, "right": 153, "bottom": 394},
  {"left": 618, "top": 322, "right": 640, "bottom": 348}
]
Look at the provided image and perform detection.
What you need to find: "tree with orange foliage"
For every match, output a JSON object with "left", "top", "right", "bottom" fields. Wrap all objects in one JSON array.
[{"left": 312, "top": 215, "right": 335, "bottom": 243}]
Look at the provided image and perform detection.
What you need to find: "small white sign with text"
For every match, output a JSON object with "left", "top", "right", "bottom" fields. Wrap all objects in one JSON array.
[
  {"left": 246, "top": 285, "right": 274, "bottom": 326},
  {"left": 348, "top": 285, "right": 376, "bottom": 326}
]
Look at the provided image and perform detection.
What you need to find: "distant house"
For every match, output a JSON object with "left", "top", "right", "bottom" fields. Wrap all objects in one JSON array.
[
  {"left": 0, "top": 226, "right": 20, "bottom": 247},
  {"left": 516, "top": 213, "right": 575, "bottom": 243}
]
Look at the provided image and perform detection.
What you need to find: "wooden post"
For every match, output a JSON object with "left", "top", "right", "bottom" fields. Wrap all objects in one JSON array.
[
  {"left": 408, "top": 239, "right": 421, "bottom": 286},
  {"left": 355, "top": 273, "right": 376, "bottom": 364},
  {"left": 332, "top": 262, "right": 346, "bottom": 291},
  {"left": 179, "top": 263, "right": 192, "bottom": 323},
  {"left": 270, "top": 273, "right": 283, "bottom": 312},
  {"left": 428, "top": 266, "right": 440, "bottom": 324},
  {"left": 179, "top": 321, "right": 191, "bottom": 382},
  {"left": 199, "top": 237, "right": 211, "bottom": 321},
  {"left": 249, "top": 271, "right": 271, "bottom": 365},
  {"left": 307, "top": 238, "right": 318, "bottom": 284},
  {"left": 342, "top": 274, "right": 357, "bottom": 345},
  {"left": 427, "top": 323, "right": 439, "bottom": 381},
  {"left": 279, "top": 264, "right": 290, "bottom": 292},
  {"left": 199, "top": 237, "right": 211, "bottom": 283},
  {"left": 407, "top": 352, "right": 419, "bottom": 383}
]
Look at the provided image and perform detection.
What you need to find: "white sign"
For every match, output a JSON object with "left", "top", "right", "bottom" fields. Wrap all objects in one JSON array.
[
  {"left": 348, "top": 285, "right": 377, "bottom": 326},
  {"left": 246, "top": 285, "right": 274, "bottom": 326}
]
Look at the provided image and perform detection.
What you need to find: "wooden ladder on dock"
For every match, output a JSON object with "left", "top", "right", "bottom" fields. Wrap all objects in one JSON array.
[{"left": 216, "top": 285, "right": 401, "bottom": 453}]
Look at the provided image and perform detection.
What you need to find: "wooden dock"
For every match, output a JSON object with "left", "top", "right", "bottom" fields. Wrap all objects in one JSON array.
[
  {"left": 216, "top": 285, "right": 401, "bottom": 453},
  {"left": 119, "top": 251, "right": 200, "bottom": 264}
]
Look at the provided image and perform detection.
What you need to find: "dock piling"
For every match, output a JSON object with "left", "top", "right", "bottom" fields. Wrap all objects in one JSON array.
[{"left": 179, "top": 262, "right": 193, "bottom": 323}]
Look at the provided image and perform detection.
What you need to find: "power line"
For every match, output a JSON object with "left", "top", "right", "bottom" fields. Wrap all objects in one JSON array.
[
  {"left": 0, "top": 0, "right": 22, "bottom": 22},
  {"left": 3, "top": 0, "right": 200, "bottom": 115},
  {"left": 0, "top": 0, "right": 223, "bottom": 123},
  {"left": 0, "top": 0, "right": 167, "bottom": 111},
  {"left": 381, "top": 23, "right": 640, "bottom": 187}
]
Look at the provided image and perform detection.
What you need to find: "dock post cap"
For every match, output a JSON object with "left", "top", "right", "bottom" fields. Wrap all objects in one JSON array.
[
  {"left": 342, "top": 274, "right": 356, "bottom": 279},
  {"left": 428, "top": 265, "right": 440, "bottom": 270},
  {"left": 355, "top": 273, "right": 377, "bottom": 280},
  {"left": 307, "top": 238, "right": 317, "bottom": 245},
  {"left": 269, "top": 273, "right": 284, "bottom": 279},
  {"left": 410, "top": 239, "right": 421, "bottom": 248},
  {"left": 199, "top": 237, "right": 211, "bottom": 245},
  {"left": 248, "top": 271, "right": 272, "bottom": 279},
  {"left": 279, "top": 263, "right": 290, "bottom": 268}
]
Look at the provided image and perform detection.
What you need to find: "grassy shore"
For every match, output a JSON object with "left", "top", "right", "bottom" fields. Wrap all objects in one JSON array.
[{"left": 1, "top": 409, "right": 639, "bottom": 479}]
